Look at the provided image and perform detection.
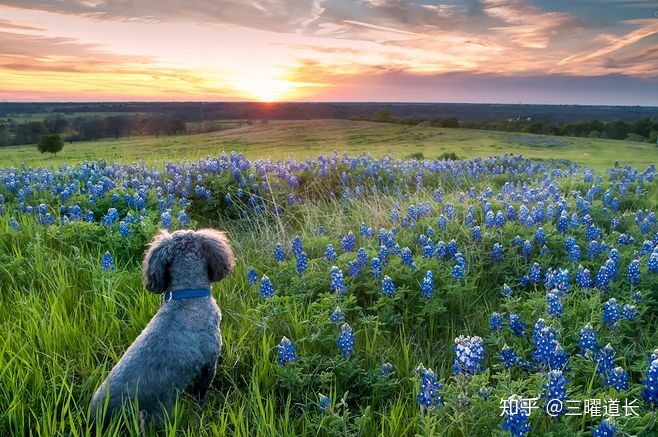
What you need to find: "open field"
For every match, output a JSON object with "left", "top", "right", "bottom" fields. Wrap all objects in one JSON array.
[
  {"left": 1, "top": 124, "right": 658, "bottom": 436},
  {"left": 1, "top": 120, "right": 655, "bottom": 170}
]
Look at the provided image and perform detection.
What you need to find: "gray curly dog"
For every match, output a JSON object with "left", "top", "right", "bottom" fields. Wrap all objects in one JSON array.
[{"left": 90, "top": 228, "right": 235, "bottom": 428}]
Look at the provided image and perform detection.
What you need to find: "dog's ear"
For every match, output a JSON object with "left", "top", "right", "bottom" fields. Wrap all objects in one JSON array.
[
  {"left": 142, "top": 229, "right": 174, "bottom": 293},
  {"left": 196, "top": 229, "right": 235, "bottom": 282}
]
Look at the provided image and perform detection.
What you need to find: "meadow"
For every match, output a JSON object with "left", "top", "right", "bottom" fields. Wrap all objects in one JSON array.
[{"left": 1, "top": 122, "right": 658, "bottom": 436}]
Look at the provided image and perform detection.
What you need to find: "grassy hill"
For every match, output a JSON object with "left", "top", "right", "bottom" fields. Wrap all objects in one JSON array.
[{"left": 1, "top": 119, "right": 655, "bottom": 170}]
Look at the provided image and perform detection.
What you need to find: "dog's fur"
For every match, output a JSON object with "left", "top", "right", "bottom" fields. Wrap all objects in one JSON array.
[{"left": 90, "top": 228, "right": 235, "bottom": 428}]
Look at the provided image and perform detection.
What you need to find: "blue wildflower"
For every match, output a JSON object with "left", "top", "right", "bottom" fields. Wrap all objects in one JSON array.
[
  {"left": 381, "top": 275, "right": 396, "bottom": 297},
  {"left": 421, "top": 270, "right": 433, "bottom": 299},
  {"left": 416, "top": 365, "right": 443, "bottom": 411},
  {"left": 576, "top": 265, "right": 593, "bottom": 288},
  {"left": 401, "top": 247, "right": 416, "bottom": 269},
  {"left": 291, "top": 235, "right": 303, "bottom": 257},
  {"left": 642, "top": 358, "right": 658, "bottom": 407},
  {"left": 296, "top": 251, "right": 308, "bottom": 275},
  {"left": 259, "top": 275, "right": 275, "bottom": 299},
  {"left": 453, "top": 335, "right": 485, "bottom": 375},
  {"left": 491, "top": 243, "right": 503, "bottom": 262},
  {"left": 490, "top": 313, "right": 504, "bottom": 332},
  {"left": 318, "top": 394, "right": 332, "bottom": 413},
  {"left": 341, "top": 231, "right": 356, "bottom": 253},
  {"left": 276, "top": 336, "right": 299, "bottom": 365},
  {"left": 501, "top": 284, "right": 514, "bottom": 298},
  {"left": 509, "top": 314, "right": 526, "bottom": 337},
  {"left": 160, "top": 209, "right": 172, "bottom": 229},
  {"left": 627, "top": 259, "right": 641, "bottom": 286},
  {"left": 501, "top": 395, "right": 532, "bottom": 437},
  {"left": 542, "top": 370, "right": 569, "bottom": 418},
  {"left": 337, "top": 323, "right": 355, "bottom": 358},
  {"left": 591, "top": 419, "right": 617, "bottom": 437},
  {"left": 330, "top": 266, "right": 347, "bottom": 296},
  {"left": 578, "top": 324, "right": 598, "bottom": 356},
  {"left": 602, "top": 298, "right": 620, "bottom": 329},
  {"left": 275, "top": 243, "right": 285, "bottom": 262},
  {"left": 605, "top": 367, "right": 629, "bottom": 392},
  {"left": 101, "top": 251, "right": 114, "bottom": 271},
  {"left": 621, "top": 303, "right": 638, "bottom": 321},
  {"left": 8, "top": 217, "right": 20, "bottom": 230},
  {"left": 330, "top": 306, "right": 345, "bottom": 323},
  {"left": 324, "top": 244, "right": 337, "bottom": 261},
  {"left": 547, "top": 292, "right": 563, "bottom": 318},
  {"left": 381, "top": 362, "right": 395, "bottom": 377},
  {"left": 247, "top": 268, "right": 258, "bottom": 285}
]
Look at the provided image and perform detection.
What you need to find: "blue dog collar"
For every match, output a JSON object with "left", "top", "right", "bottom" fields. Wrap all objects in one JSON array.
[{"left": 163, "top": 288, "right": 211, "bottom": 303}]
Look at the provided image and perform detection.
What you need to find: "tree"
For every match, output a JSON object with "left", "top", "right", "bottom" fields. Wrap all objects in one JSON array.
[
  {"left": 372, "top": 109, "right": 393, "bottom": 122},
  {"left": 37, "top": 134, "right": 64, "bottom": 155}
]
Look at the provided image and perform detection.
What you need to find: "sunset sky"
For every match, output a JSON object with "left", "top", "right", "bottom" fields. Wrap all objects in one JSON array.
[{"left": 0, "top": 0, "right": 657, "bottom": 104}]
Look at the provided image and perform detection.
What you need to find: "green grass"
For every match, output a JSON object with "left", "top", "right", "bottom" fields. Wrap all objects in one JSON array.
[
  {"left": 1, "top": 120, "right": 655, "bottom": 171},
  {"left": 1, "top": 123, "right": 657, "bottom": 436}
]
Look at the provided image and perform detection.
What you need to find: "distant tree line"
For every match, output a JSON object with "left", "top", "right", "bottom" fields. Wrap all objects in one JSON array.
[
  {"left": 0, "top": 114, "right": 187, "bottom": 147},
  {"left": 368, "top": 109, "right": 658, "bottom": 144}
]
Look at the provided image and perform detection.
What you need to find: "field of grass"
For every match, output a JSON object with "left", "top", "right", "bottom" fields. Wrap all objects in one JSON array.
[
  {"left": 1, "top": 120, "right": 655, "bottom": 171},
  {"left": 1, "top": 123, "right": 658, "bottom": 436}
]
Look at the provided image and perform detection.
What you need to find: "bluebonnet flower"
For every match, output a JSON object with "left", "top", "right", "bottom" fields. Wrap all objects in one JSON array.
[
  {"left": 528, "top": 263, "right": 542, "bottom": 284},
  {"left": 472, "top": 226, "right": 482, "bottom": 242},
  {"left": 101, "top": 251, "right": 114, "bottom": 271},
  {"left": 438, "top": 214, "right": 447, "bottom": 230},
  {"left": 602, "top": 298, "right": 620, "bottom": 329},
  {"left": 501, "top": 284, "right": 514, "bottom": 298},
  {"left": 499, "top": 345, "right": 527, "bottom": 370},
  {"left": 247, "top": 268, "right": 258, "bottom": 285},
  {"left": 416, "top": 365, "right": 443, "bottom": 411},
  {"left": 627, "top": 259, "right": 641, "bottom": 286},
  {"left": 259, "top": 276, "right": 275, "bottom": 298},
  {"left": 86, "top": 211, "right": 94, "bottom": 222},
  {"left": 276, "top": 337, "right": 299, "bottom": 365},
  {"left": 556, "top": 211, "right": 568, "bottom": 234},
  {"left": 568, "top": 245, "right": 581, "bottom": 262},
  {"left": 495, "top": 211, "right": 506, "bottom": 228},
  {"left": 490, "top": 312, "right": 504, "bottom": 332},
  {"left": 485, "top": 211, "right": 495, "bottom": 228},
  {"left": 587, "top": 224, "right": 602, "bottom": 241},
  {"left": 509, "top": 314, "right": 526, "bottom": 337},
  {"left": 588, "top": 240, "right": 600, "bottom": 259},
  {"left": 401, "top": 247, "right": 416, "bottom": 268},
  {"left": 371, "top": 257, "right": 382, "bottom": 278},
  {"left": 578, "top": 324, "right": 598, "bottom": 356},
  {"left": 341, "top": 231, "right": 356, "bottom": 253},
  {"left": 501, "top": 395, "right": 532, "bottom": 437},
  {"left": 318, "top": 394, "right": 332, "bottom": 413},
  {"left": 512, "top": 235, "right": 523, "bottom": 246},
  {"left": 330, "top": 266, "right": 347, "bottom": 296},
  {"left": 117, "top": 221, "right": 130, "bottom": 237},
  {"left": 378, "top": 245, "right": 389, "bottom": 266},
  {"left": 596, "top": 265, "right": 611, "bottom": 291},
  {"left": 291, "top": 235, "right": 303, "bottom": 257},
  {"left": 330, "top": 307, "right": 345, "bottom": 323},
  {"left": 491, "top": 243, "right": 503, "bottom": 262},
  {"left": 576, "top": 265, "right": 593, "bottom": 288},
  {"left": 160, "top": 210, "right": 172, "bottom": 229},
  {"left": 605, "top": 367, "right": 629, "bottom": 392},
  {"left": 649, "top": 252, "right": 658, "bottom": 273},
  {"left": 452, "top": 264, "right": 465, "bottom": 281},
  {"left": 102, "top": 207, "right": 120, "bottom": 226},
  {"left": 177, "top": 210, "right": 189, "bottom": 227},
  {"left": 357, "top": 247, "right": 368, "bottom": 267},
  {"left": 621, "top": 303, "right": 638, "bottom": 321},
  {"left": 380, "top": 362, "right": 395, "bottom": 377},
  {"left": 421, "top": 270, "right": 433, "bottom": 299},
  {"left": 596, "top": 344, "right": 615, "bottom": 377},
  {"left": 381, "top": 275, "right": 396, "bottom": 297},
  {"left": 426, "top": 226, "right": 435, "bottom": 237},
  {"left": 422, "top": 244, "right": 434, "bottom": 259},
  {"left": 434, "top": 241, "right": 446, "bottom": 259},
  {"left": 591, "top": 419, "right": 617, "bottom": 437},
  {"left": 275, "top": 243, "right": 285, "bottom": 262},
  {"left": 8, "top": 217, "right": 20, "bottom": 230},
  {"left": 347, "top": 259, "right": 361, "bottom": 278},
  {"left": 521, "top": 240, "right": 533, "bottom": 259},
  {"left": 535, "top": 227, "right": 546, "bottom": 245},
  {"left": 296, "top": 251, "right": 308, "bottom": 274},
  {"left": 447, "top": 239, "right": 459, "bottom": 258},
  {"left": 617, "top": 232, "right": 635, "bottom": 246},
  {"left": 642, "top": 358, "right": 658, "bottom": 407},
  {"left": 547, "top": 292, "right": 563, "bottom": 318},
  {"left": 453, "top": 335, "right": 485, "bottom": 375},
  {"left": 542, "top": 370, "right": 569, "bottom": 418},
  {"left": 337, "top": 323, "right": 355, "bottom": 358},
  {"left": 324, "top": 244, "right": 337, "bottom": 261}
]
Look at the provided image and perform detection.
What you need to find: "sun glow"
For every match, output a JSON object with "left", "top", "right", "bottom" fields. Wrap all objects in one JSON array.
[{"left": 233, "top": 73, "right": 297, "bottom": 102}]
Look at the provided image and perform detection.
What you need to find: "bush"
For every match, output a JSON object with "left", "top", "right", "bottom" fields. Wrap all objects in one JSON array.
[{"left": 37, "top": 134, "right": 64, "bottom": 155}]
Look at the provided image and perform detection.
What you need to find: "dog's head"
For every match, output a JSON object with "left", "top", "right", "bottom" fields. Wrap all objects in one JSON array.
[{"left": 142, "top": 228, "right": 235, "bottom": 293}]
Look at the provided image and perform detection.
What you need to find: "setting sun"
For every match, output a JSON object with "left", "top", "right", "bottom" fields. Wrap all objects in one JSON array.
[{"left": 233, "top": 74, "right": 297, "bottom": 102}]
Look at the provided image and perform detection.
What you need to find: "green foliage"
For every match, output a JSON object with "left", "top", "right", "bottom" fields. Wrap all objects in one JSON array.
[
  {"left": 37, "top": 134, "right": 64, "bottom": 155},
  {"left": 372, "top": 109, "right": 393, "bottom": 123}
]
